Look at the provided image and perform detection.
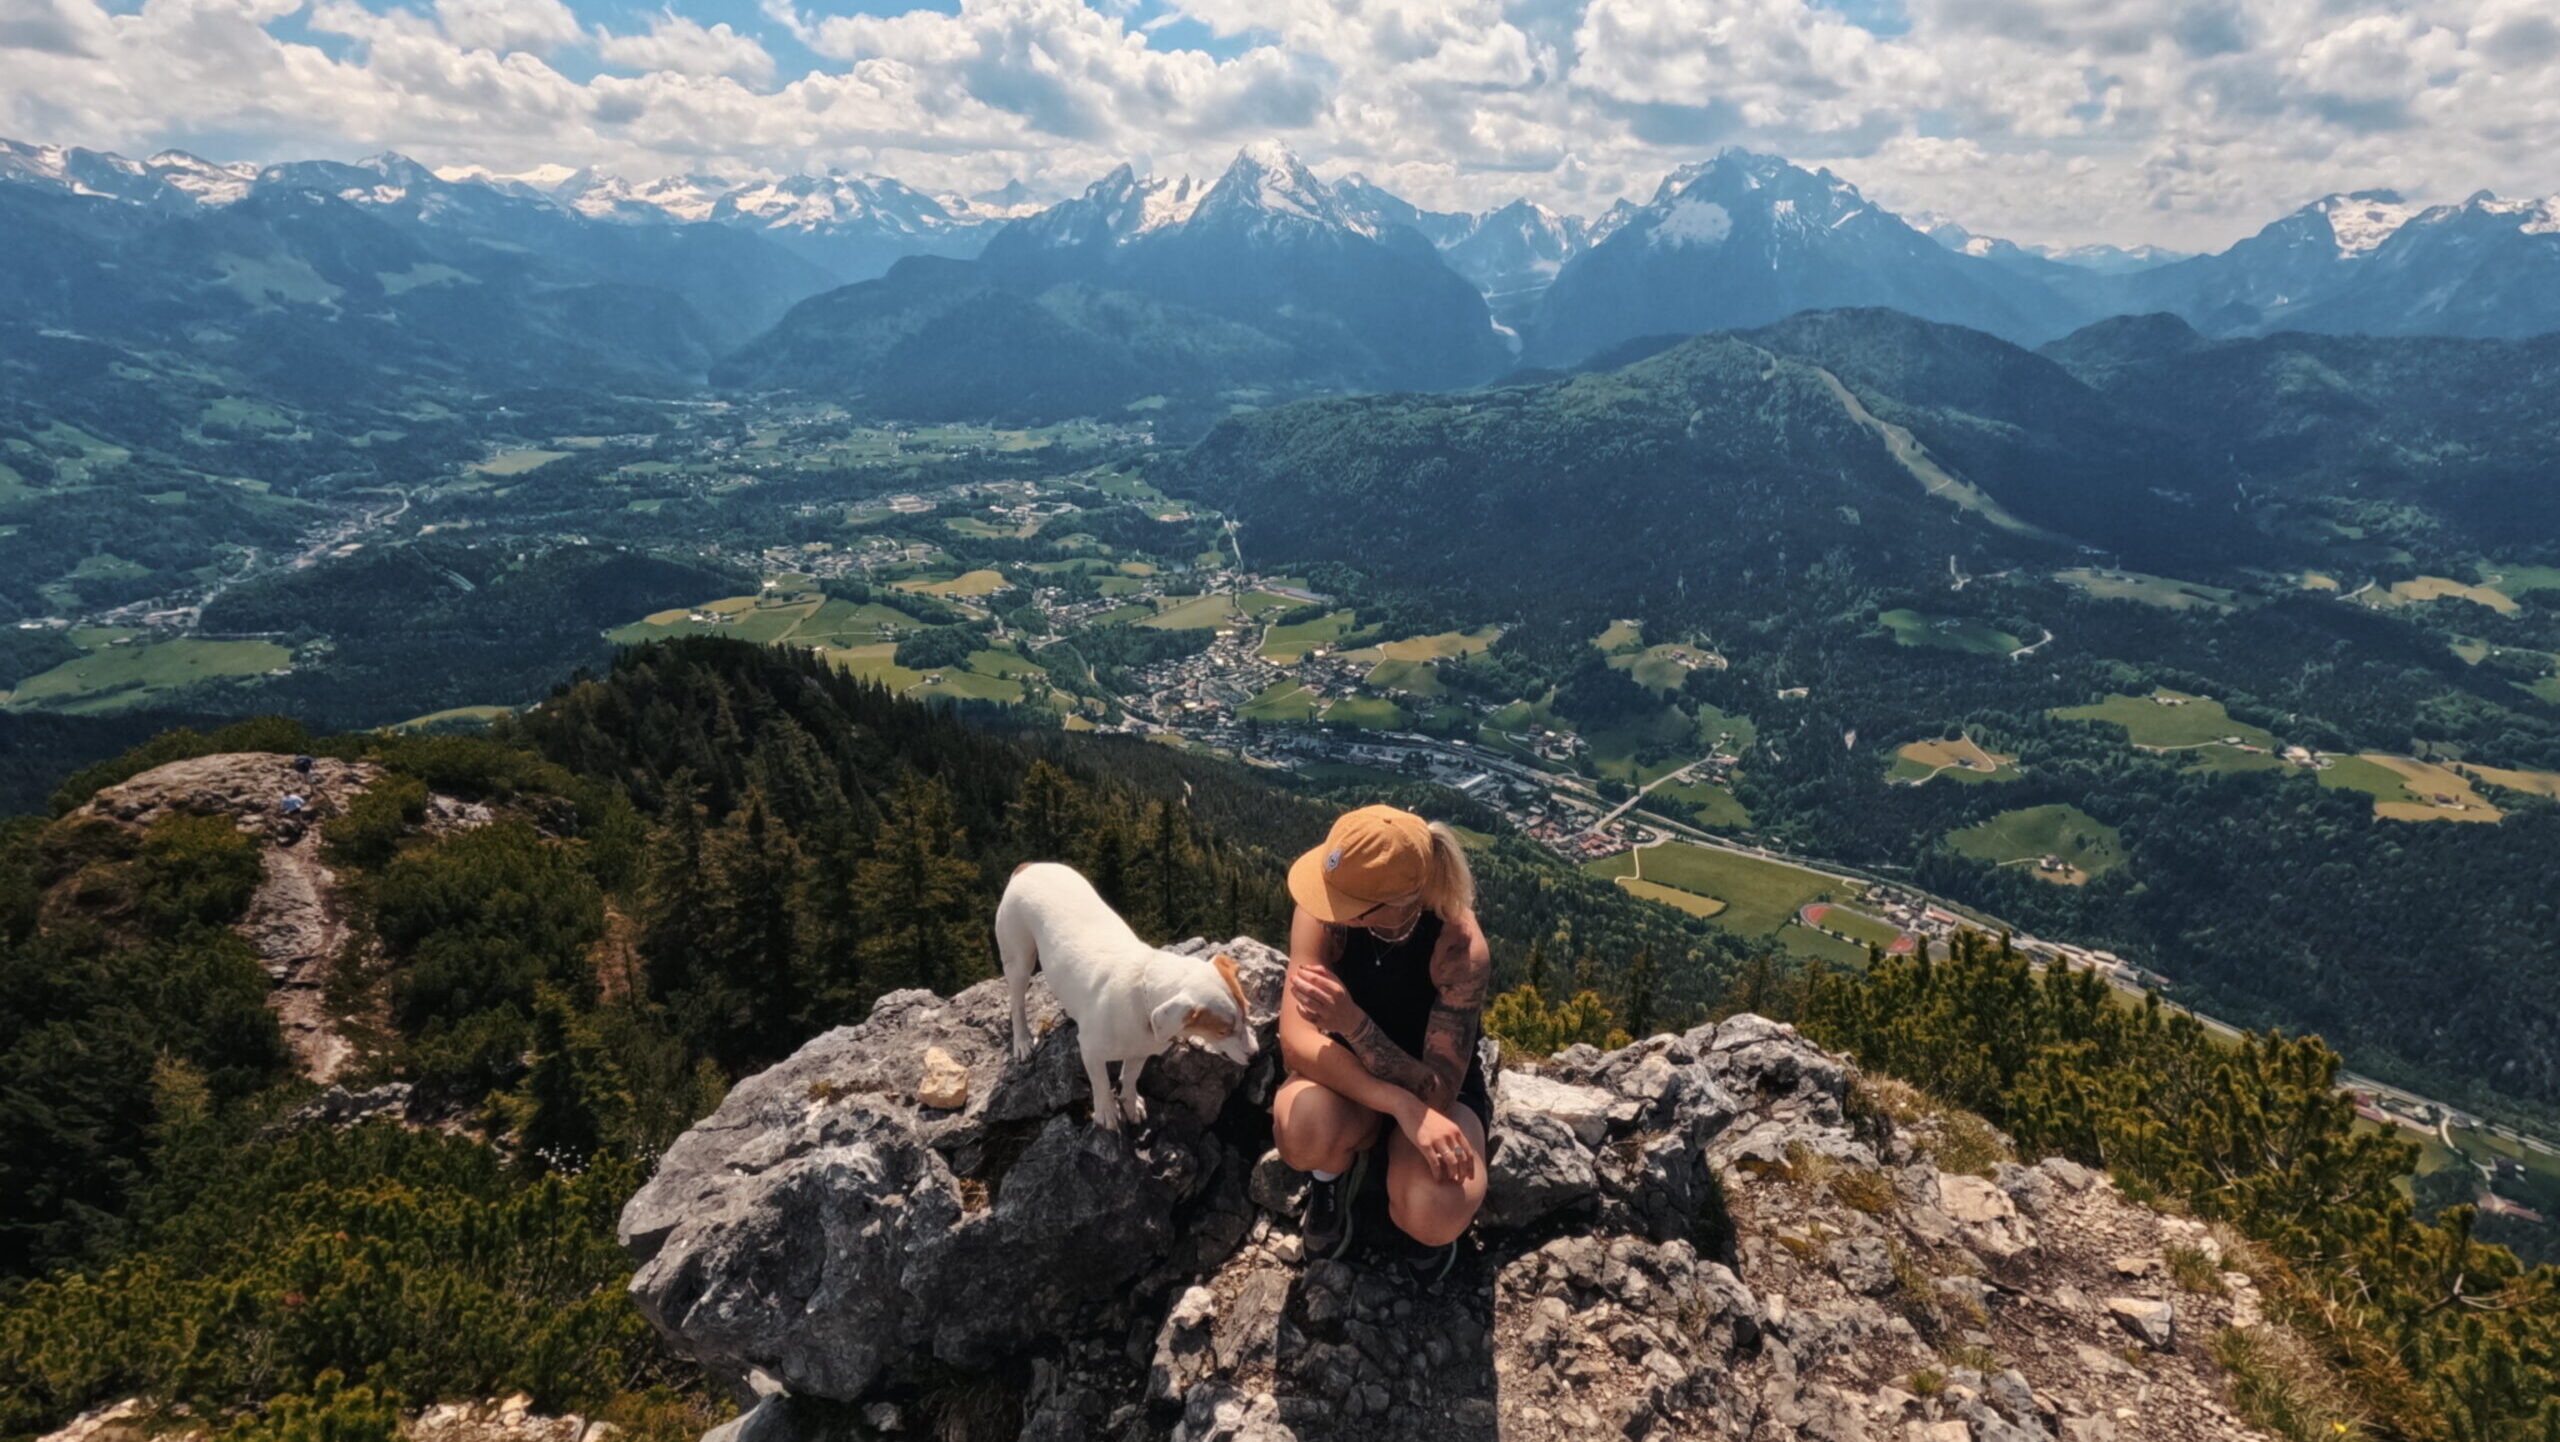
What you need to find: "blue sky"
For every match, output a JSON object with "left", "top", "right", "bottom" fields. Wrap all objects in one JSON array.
[{"left": 5, "top": 0, "right": 2556, "bottom": 249}]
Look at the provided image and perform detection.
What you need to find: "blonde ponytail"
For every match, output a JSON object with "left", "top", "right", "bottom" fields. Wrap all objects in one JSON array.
[{"left": 1421, "top": 821, "right": 1476, "bottom": 919}]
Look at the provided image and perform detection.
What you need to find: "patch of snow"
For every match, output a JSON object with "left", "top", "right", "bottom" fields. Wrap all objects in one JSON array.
[
  {"left": 434, "top": 161, "right": 578, "bottom": 190},
  {"left": 1649, "top": 198, "right": 1733, "bottom": 249},
  {"left": 2526, "top": 198, "right": 2560, "bottom": 236},
  {"left": 149, "top": 151, "right": 256, "bottom": 204},
  {"left": 1139, "top": 174, "right": 1204, "bottom": 233},
  {"left": 2321, "top": 193, "right": 2421, "bottom": 257}
]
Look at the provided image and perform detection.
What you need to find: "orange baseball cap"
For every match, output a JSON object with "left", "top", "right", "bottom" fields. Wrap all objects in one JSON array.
[{"left": 1289, "top": 804, "right": 1432, "bottom": 923}]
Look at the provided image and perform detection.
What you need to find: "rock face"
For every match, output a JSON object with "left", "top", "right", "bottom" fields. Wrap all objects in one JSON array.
[
  {"left": 80, "top": 752, "right": 381, "bottom": 837},
  {"left": 621, "top": 938, "right": 2284, "bottom": 1442},
  {"left": 79, "top": 752, "right": 492, "bottom": 1085}
]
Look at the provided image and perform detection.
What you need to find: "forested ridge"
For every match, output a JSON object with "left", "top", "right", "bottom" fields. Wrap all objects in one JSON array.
[
  {"left": 2, "top": 636, "right": 2559, "bottom": 1441},
  {"left": 0, "top": 638, "right": 1738, "bottom": 1440}
]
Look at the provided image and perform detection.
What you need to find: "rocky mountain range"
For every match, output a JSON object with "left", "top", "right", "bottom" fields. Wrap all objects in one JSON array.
[
  {"left": 621, "top": 934, "right": 2283, "bottom": 1442},
  {"left": 725, "top": 145, "right": 1511, "bottom": 414},
  {"left": 4, "top": 133, "right": 2555, "bottom": 416}
]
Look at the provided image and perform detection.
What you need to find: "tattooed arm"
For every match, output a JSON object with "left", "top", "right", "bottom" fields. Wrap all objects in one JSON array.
[
  {"left": 1417, "top": 914, "right": 1491, "bottom": 1112},
  {"left": 1333, "top": 1005, "right": 1439, "bottom": 1098},
  {"left": 1279, "top": 905, "right": 1436, "bottom": 1129}
]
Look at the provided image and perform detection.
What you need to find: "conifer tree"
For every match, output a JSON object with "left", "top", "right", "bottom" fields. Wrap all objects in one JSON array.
[
  {"left": 518, "top": 985, "right": 612, "bottom": 1174},
  {"left": 1006, "top": 760, "right": 1086, "bottom": 868},
  {"left": 855, "top": 772, "right": 984, "bottom": 995},
  {"left": 1621, "top": 946, "right": 1658, "bottom": 1040}
]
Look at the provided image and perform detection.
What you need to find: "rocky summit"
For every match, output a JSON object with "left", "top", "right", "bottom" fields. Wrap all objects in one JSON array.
[{"left": 621, "top": 938, "right": 2280, "bottom": 1442}]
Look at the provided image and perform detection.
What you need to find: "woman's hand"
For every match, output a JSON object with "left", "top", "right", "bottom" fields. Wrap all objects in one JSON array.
[
  {"left": 1399, "top": 1104, "right": 1475, "bottom": 1183},
  {"left": 1288, "top": 962, "right": 1366, "bottom": 1038}
]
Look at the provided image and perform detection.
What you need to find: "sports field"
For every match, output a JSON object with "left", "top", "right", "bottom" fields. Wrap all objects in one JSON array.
[
  {"left": 1947, "top": 804, "right": 2125, "bottom": 884},
  {"left": 1583, "top": 842, "right": 1844, "bottom": 937},
  {"left": 2318, "top": 754, "right": 2503, "bottom": 823},
  {"left": 1888, "top": 735, "right": 2020, "bottom": 785},
  {"left": 1878, "top": 609, "right": 2021, "bottom": 656}
]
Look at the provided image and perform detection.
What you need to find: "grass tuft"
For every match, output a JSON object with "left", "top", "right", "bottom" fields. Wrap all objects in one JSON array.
[
  {"left": 1830, "top": 1167, "right": 1899, "bottom": 1214},
  {"left": 2167, "top": 1243, "right": 2229, "bottom": 1297},
  {"left": 2213, "top": 1327, "right": 2367, "bottom": 1442}
]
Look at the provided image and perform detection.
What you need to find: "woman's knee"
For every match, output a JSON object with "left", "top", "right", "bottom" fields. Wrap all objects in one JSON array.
[
  {"left": 1273, "top": 1079, "right": 1373, "bottom": 1170},
  {"left": 1388, "top": 1177, "right": 1481, "bottom": 1247}
]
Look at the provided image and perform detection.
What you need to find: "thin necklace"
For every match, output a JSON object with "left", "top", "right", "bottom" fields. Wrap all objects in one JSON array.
[{"left": 1366, "top": 908, "right": 1424, "bottom": 945}]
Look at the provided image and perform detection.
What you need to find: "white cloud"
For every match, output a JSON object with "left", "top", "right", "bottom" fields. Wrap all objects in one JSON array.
[
  {"left": 0, "top": 0, "right": 2555, "bottom": 249},
  {"left": 432, "top": 0, "right": 581, "bottom": 55},
  {"left": 597, "top": 12, "right": 774, "bottom": 85}
]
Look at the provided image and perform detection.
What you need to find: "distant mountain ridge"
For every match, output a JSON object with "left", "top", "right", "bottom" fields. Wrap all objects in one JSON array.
[
  {"left": 1522, "top": 151, "right": 2098, "bottom": 364},
  {"left": 728, "top": 144, "right": 1511, "bottom": 415},
  {"left": 6, "top": 133, "right": 2559, "bottom": 428}
]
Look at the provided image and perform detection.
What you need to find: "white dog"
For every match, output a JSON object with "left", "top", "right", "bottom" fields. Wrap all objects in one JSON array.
[{"left": 996, "top": 861, "right": 1256, "bottom": 1131}]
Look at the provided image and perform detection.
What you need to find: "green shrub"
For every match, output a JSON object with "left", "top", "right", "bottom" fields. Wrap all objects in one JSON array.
[{"left": 326, "top": 776, "right": 430, "bottom": 872}]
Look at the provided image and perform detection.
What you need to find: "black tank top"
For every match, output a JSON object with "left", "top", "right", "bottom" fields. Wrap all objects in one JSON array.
[{"left": 1334, "top": 910, "right": 1492, "bottom": 1123}]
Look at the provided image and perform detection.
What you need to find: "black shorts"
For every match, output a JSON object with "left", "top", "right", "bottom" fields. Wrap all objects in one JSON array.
[{"left": 1454, "top": 1058, "right": 1493, "bottom": 1137}]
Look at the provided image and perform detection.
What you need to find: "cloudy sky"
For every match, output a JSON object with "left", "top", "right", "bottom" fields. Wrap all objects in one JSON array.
[{"left": 3, "top": 0, "right": 2554, "bottom": 249}]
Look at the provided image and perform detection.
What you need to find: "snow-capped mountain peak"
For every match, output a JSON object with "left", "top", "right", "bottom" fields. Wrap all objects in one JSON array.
[
  {"left": 144, "top": 150, "right": 257, "bottom": 205},
  {"left": 431, "top": 161, "right": 582, "bottom": 191},
  {"left": 1189, "top": 142, "right": 1359, "bottom": 235}
]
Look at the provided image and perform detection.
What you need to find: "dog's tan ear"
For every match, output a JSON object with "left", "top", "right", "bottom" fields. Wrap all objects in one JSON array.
[
  {"left": 1212, "top": 952, "right": 1245, "bottom": 1017},
  {"left": 1185, "top": 1005, "right": 1234, "bottom": 1039}
]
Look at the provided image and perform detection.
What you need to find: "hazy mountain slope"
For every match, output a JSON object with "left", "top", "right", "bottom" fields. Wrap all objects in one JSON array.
[
  {"left": 2046, "top": 322, "right": 2560, "bottom": 541},
  {"left": 1168, "top": 329, "right": 2043, "bottom": 607},
  {"left": 709, "top": 256, "right": 1303, "bottom": 421},
  {"left": 1170, "top": 309, "right": 2239, "bottom": 595},
  {"left": 1745, "top": 308, "right": 2243, "bottom": 562},
  {"left": 2110, "top": 190, "right": 2560, "bottom": 339}
]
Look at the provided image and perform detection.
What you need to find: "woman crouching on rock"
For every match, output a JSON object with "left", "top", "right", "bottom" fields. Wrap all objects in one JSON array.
[{"left": 1273, "top": 803, "right": 1492, "bottom": 1277}]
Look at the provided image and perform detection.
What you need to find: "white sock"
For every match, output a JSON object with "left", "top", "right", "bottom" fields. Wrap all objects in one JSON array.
[{"left": 1311, "top": 1168, "right": 1342, "bottom": 1183}]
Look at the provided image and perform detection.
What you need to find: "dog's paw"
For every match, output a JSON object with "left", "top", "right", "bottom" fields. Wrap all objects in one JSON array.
[
  {"left": 1009, "top": 1033, "right": 1032, "bottom": 1063},
  {"left": 1120, "top": 1095, "right": 1150, "bottom": 1126}
]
